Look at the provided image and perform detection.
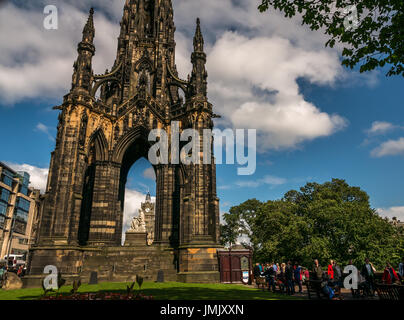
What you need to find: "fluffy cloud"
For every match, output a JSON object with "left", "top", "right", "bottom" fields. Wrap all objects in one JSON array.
[
  {"left": 377, "top": 206, "right": 404, "bottom": 222},
  {"left": 371, "top": 137, "right": 404, "bottom": 157},
  {"left": 1, "top": 0, "right": 353, "bottom": 151},
  {"left": 367, "top": 121, "right": 398, "bottom": 135},
  {"left": 0, "top": 1, "right": 119, "bottom": 103},
  {"left": 6, "top": 163, "right": 49, "bottom": 192},
  {"left": 205, "top": 33, "right": 347, "bottom": 150},
  {"left": 142, "top": 167, "right": 156, "bottom": 180},
  {"left": 232, "top": 174, "right": 286, "bottom": 188},
  {"left": 6, "top": 162, "right": 152, "bottom": 243}
]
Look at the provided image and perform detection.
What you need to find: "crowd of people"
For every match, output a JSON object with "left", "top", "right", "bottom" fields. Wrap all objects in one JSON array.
[
  {"left": 253, "top": 257, "right": 404, "bottom": 299},
  {"left": 0, "top": 262, "right": 25, "bottom": 288}
]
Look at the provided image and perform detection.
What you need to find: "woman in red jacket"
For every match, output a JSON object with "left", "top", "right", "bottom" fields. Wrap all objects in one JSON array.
[
  {"left": 327, "top": 260, "right": 334, "bottom": 280},
  {"left": 382, "top": 262, "right": 400, "bottom": 284}
]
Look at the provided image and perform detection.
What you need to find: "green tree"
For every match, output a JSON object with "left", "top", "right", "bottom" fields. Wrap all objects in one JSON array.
[
  {"left": 220, "top": 199, "right": 262, "bottom": 247},
  {"left": 224, "top": 179, "right": 403, "bottom": 269},
  {"left": 258, "top": 0, "right": 404, "bottom": 77}
]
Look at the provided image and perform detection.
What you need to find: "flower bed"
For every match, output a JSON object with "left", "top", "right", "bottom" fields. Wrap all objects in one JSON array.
[{"left": 39, "top": 292, "right": 153, "bottom": 300}]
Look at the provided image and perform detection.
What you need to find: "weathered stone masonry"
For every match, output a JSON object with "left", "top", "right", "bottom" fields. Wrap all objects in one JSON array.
[{"left": 25, "top": 0, "right": 221, "bottom": 286}]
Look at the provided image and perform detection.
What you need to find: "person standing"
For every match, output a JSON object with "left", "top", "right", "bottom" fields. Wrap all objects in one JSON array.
[
  {"left": 285, "top": 261, "right": 295, "bottom": 295},
  {"left": 0, "top": 263, "right": 5, "bottom": 288},
  {"left": 294, "top": 262, "right": 303, "bottom": 293},
  {"left": 253, "top": 262, "right": 262, "bottom": 281},
  {"left": 332, "top": 260, "right": 343, "bottom": 298},
  {"left": 303, "top": 267, "right": 310, "bottom": 284},
  {"left": 382, "top": 262, "right": 400, "bottom": 284},
  {"left": 17, "top": 265, "right": 24, "bottom": 277},
  {"left": 278, "top": 263, "right": 286, "bottom": 293},
  {"left": 399, "top": 257, "right": 404, "bottom": 282},
  {"left": 312, "top": 259, "right": 323, "bottom": 280},
  {"left": 361, "top": 258, "right": 376, "bottom": 296},
  {"left": 327, "top": 259, "right": 334, "bottom": 280},
  {"left": 263, "top": 263, "right": 276, "bottom": 292}
]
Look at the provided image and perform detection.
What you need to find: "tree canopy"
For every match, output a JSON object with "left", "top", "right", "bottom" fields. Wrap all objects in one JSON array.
[
  {"left": 221, "top": 179, "right": 404, "bottom": 269},
  {"left": 258, "top": 0, "right": 404, "bottom": 77}
]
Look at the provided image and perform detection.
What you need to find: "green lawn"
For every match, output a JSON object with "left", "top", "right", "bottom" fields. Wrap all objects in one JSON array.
[{"left": 0, "top": 281, "right": 303, "bottom": 300}]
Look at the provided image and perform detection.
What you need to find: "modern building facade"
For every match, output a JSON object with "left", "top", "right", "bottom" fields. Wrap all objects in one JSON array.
[{"left": 0, "top": 162, "right": 41, "bottom": 261}]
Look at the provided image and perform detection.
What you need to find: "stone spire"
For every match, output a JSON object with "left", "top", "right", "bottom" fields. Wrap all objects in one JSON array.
[
  {"left": 193, "top": 18, "right": 204, "bottom": 52},
  {"left": 190, "top": 18, "right": 207, "bottom": 97},
  {"left": 82, "top": 7, "right": 95, "bottom": 43},
  {"left": 71, "top": 8, "right": 95, "bottom": 93}
]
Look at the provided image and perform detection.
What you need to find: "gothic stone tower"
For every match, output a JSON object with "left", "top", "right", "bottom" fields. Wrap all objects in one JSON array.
[{"left": 27, "top": 0, "right": 221, "bottom": 284}]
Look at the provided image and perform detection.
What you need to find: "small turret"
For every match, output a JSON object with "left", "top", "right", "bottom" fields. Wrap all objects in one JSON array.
[
  {"left": 71, "top": 8, "right": 96, "bottom": 94},
  {"left": 146, "top": 191, "right": 151, "bottom": 202},
  {"left": 190, "top": 18, "right": 207, "bottom": 98}
]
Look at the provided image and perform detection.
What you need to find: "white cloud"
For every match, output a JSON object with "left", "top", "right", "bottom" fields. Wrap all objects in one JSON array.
[
  {"left": 35, "top": 122, "right": 55, "bottom": 141},
  {"left": 377, "top": 206, "right": 404, "bottom": 222},
  {"left": 6, "top": 163, "right": 49, "bottom": 193},
  {"left": 371, "top": 137, "right": 404, "bottom": 157},
  {"left": 5, "top": 162, "right": 154, "bottom": 244},
  {"left": 367, "top": 121, "right": 398, "bottom": 135},
  {"left": 142, "top": 167, "right": 156, "bottom": 180},
  {"left": 207, "top": 32, "right": 347, "bottom": 150},
  {"left": 0, "top": 2, "right": 119, "bottom": 104},
  {"left": 1, "top": 0, "right": 353, "bottom": 151},
  {"left": 236, "top": 174, "right": 286, "bottom": 188}
]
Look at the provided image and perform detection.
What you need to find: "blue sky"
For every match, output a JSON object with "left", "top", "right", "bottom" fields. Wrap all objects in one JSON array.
[{"left": 1, "top": 0, "right": 404, "bottom": 223}]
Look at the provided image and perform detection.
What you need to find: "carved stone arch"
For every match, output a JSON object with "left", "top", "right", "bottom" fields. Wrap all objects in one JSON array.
[
  {"left": 113, "top": 125, "right": 151, "bottom": 163},
  {"left": 91, "top": 77, "right": 121, "bottom": 97},
  {"left": 88, "top": 128, "right": 109, "bottom": 162},
  {"left": 134, "top": 55, "right": 153, "bottom": 73},
  {"left": 167, "top": 82, "right": 188, "bottom": 107}
]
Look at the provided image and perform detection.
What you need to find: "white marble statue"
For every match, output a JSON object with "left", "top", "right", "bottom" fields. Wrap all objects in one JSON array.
[{"left": 129, "top": 210, "right": 146, "bottom": 233}]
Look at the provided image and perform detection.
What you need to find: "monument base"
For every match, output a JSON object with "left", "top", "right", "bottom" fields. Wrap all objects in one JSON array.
[{"left": 124, "top": 232, "right": 147, "bottom": 246}]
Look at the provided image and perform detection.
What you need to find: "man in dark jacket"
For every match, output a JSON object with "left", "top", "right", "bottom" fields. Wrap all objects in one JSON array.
[
  {"left": 285, "top": 261, "right": 295, "bottom": 295},
  {"left": 263, "top": 263, "right": 276, "bottom": 292},
  {"left": 253, "top": 263, "right": 262, "bottom": 280},
  {"left": 312, "top": 259, "right": 323, "bottom": 280},
  {"left": 361, "top": 258, "right": 376, "bottom": 296}
]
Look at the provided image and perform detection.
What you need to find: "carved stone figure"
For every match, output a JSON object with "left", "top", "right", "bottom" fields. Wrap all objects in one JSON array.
[{"left": 129, "top": 210, "right": 146, "bottom": 233}]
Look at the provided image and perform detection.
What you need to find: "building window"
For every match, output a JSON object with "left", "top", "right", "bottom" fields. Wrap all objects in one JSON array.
[
  {"left": 19, "top": 185, "right": 28, "bottom": 196},
  {"left": 1, "top": 169, "right": 14, "bottom": 187},
  {"left": 0, "top": 215, "right": 5, "bottom": 228},
  {"left": 17, "top": 197, "right": 31, "bottom": 212},
  {"left": 13, "top": 219, "right": 27, "bottom": 235},
  {"left": 18, "top": 238, "right": 28, "bottom": 245},
  {"left": 0, "top": 202, "right": 7, "bottom": 215},
  {"left": 17, "top": 172, "right": 30, "bottom": 187},
  {"left": 15, "top": 208, "right": 29, "bottom": 223},
  {"left": 1, "top": 188, "right": 11, "bottom": 203}
]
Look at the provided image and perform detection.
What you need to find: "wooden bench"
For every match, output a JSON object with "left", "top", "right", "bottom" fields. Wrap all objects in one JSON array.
[
  {"left": 306, "top": 279, "right": 325, "bottom": 300},
  {"left": 375, "top": 284, "right": 404, "bottom": 300}
]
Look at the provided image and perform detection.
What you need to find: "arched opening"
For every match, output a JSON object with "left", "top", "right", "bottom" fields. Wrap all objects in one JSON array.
[
  {"left": 121, "top": 157, "right": 156, "bottom": 245},
  {"left": 118, "top": 136, "right": 156, "bottom": 245}
]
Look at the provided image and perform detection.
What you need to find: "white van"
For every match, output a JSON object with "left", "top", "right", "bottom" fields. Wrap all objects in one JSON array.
[{"left": 3, "top": 254, "right": 25, "bottom": 267}]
